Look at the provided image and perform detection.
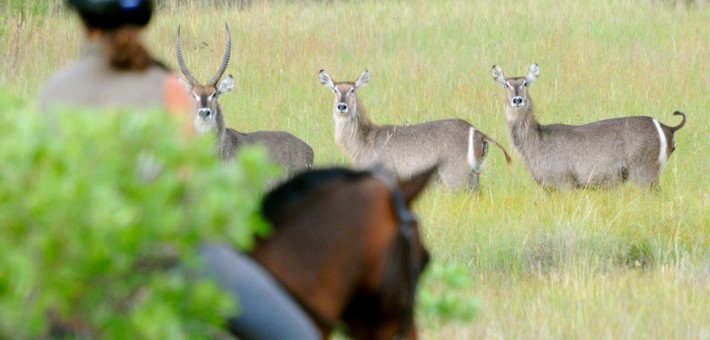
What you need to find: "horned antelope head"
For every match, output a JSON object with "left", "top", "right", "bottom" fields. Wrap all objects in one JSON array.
[
  {"left": 319, "top": 70, "right": 370, "bottom": 119},
  {"left": 176, "top": 24, "right": 234, "bottom": 135},
  {"left": 492, "top": 64, "right": 540, "bottom": 110}
]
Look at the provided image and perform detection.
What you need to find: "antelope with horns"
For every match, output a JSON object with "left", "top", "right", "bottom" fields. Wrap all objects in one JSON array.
[
  {"left": 319, "top": 70, "right": 511, "bottom": 191},
  {"left": 491, "top": 64, "right": 686, "bottom": 190},
  {"left": 176, "top": 24, "right": 314, "bottom": 174}
]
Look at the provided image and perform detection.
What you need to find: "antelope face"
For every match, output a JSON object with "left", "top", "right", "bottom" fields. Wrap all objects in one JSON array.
[
  {"left": 190, "top": 76, "right": 234, "bottom": 134},
  {"left": 492, "top": 64, "right": 539, "bottom": 109},
  {"left": 319, "top": 70, "right": 370, "bottom": 118},
  {"left": 176, "top": 23, "right": 232, "bottom": 135}
]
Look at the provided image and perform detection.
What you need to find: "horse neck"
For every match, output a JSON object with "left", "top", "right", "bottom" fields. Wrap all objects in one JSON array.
[{"left": 251, "top": 183, "right": 375, "bottom": 334}]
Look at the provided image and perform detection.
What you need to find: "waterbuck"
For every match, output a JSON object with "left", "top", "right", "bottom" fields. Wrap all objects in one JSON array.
[
  {"left": 491, "top": 64, "right": 686, "bottom": 190},
  {"left": 176, "top": 25, "right": 313, "bottom": 175},
  {"left": 318, "top": 69, "right": 511, "bottom": 191}
]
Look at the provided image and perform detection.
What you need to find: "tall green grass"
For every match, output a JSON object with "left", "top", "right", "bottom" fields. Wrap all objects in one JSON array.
[{"left": 1, "top": 0, "right": 707, "bottom": 338}]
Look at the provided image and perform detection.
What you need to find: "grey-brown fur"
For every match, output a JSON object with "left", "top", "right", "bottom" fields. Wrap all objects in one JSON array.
[
  {"left": 491, "top": 64, "right": 686, "bottom": 190},
  {"left": 199, "top": 88, "right": 313, "bottom": 173},
  {"left": 177, "top": 24, "right": 313, "bottom": 175},
  {"left": 319, "top": 70, "right": 511, "bottom": 191}
]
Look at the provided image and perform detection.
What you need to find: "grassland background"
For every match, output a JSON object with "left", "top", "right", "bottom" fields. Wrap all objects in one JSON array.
[{"left": 1, "top": 0, "right": 708, "bottom": 338}]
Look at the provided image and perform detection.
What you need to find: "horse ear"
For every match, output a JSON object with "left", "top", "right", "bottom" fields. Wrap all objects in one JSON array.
[{"left": 399, "top": 165, "right": 437, "bottom": 205}]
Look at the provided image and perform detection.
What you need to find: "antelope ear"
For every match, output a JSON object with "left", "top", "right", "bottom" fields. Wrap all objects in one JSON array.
[
  {"left": 399, "top": 165, "right": 437, "bottom": 206},
  {"left": 526, "top": 64, "right": 540, "bottom": 84},
  {"left": 354, "top": 69, "right": 370, "bottom": 90},
  {"left": 492, "top": 65, "right": 507, "bottom": 86},
  {"left": 318, "top": 70, "right": 336, "bottom": 92},
  {"left": 218, "top": 75, "right": 235, "bottom": 94}
]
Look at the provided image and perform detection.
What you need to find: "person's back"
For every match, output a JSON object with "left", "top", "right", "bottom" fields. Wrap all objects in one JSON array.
[
  {"left": 39, "top": 0, "right": 193, "bottom": 133},
  {"left": 39, "top": 39, "right": 169, "bottom": 112}
]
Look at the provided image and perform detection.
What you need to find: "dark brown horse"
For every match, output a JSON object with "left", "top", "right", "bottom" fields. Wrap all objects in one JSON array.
[{"left": 201, "top": 165, "right": 435, "bottom": 339}]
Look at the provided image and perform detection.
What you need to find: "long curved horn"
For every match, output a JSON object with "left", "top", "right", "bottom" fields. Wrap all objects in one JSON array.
[
  {"left": 208, "top": 23, "right": 232, "bottom": 87},
  {"left": 176, "top": 25, "right": 198, "bottom": 87}
]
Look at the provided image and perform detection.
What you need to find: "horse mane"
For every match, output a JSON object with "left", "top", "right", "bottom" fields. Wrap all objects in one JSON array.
[{"left": 261, "top": 167, "right": 371, "bottom": 227}]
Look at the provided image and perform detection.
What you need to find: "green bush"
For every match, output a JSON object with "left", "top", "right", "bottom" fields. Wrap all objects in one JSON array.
[
  {"left": 418, "top": 262, "right": 481, "bottom": 324},
  {"left": 0, "top": 96, "right": 281, "bottom": 337}
]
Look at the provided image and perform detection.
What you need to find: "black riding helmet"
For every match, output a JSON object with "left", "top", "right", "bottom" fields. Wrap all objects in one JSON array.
[{"left": 66, "top": 0, "right": 153, "bottom": 30}]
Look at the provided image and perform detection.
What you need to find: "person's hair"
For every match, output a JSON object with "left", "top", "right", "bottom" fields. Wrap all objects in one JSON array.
[
  {"left": 100, "top": 25, "right": 165, "bottom": 71},
  {"left": 67, "top": 0, "right": 165, "bottom": 72}
]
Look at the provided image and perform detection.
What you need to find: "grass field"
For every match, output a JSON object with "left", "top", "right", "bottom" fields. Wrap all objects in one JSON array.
[{"left": 1, "top": 0, "right": 708, "bottom": 338}]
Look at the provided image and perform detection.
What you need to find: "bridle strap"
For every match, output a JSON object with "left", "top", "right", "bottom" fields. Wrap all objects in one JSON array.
[
  {"left": 369, "top": 167, "right": 418, "bottom": 229},
  {"left": 369, "top": 167, "right": 421, "bottom": 338}
]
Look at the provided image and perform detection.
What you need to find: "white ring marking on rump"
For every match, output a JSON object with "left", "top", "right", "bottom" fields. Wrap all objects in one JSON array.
[
  {"left": 467, "top": 127, "right": 476, "bottom": 170},
  {"left": 652, "top": 119, "right": 668, "bottom": 172}
]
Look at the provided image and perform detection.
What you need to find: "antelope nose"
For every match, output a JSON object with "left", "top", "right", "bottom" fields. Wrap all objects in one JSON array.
[
  {"left": 337, "top": 103, "right": 348, "bottom": 112},
  {"left": 512, "top": 97, "right": 523, "bottom": 106},
  {"left": 198, "top": 108, "right": 212, "bottom": 119}
]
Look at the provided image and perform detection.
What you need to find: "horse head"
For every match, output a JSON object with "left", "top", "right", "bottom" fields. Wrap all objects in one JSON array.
[
  {"left": 340, "top": 166, "right": 435, "bottom": 339},
  {"left": 253, "top": 165, "right": 436, "bottom": 339}
]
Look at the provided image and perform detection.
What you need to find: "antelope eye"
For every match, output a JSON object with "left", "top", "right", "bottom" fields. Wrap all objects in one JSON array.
[{"left": 522, "top": 81, "right": 528, "bottom": 87}]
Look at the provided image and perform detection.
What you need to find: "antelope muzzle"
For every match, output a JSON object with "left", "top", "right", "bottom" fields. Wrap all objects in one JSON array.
[{"left": 198, "top": 108, "right": 212, "bottom": 120}]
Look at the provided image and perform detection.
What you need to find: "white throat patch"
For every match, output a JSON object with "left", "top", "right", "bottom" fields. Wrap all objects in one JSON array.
[{"left": 194, "top": 115, "right": 215, "bottom": 135}]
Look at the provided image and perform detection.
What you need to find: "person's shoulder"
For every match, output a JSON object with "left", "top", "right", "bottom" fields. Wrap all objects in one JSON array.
[
  {"left": 38, "top": 55, "right": 105, "bottom": 112},
  {"left": 145, "top": 60, "right": 171, "bottom": 75},
  {"left": 39, "top": 63, "right": 82, "bottom": 111},
  {"left": 41, "top": 57, "right": 100, "bottom": 92}
]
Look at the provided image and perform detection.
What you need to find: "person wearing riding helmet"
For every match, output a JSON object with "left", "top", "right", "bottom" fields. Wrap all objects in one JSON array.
[{"left": 39, "top": 0, "right": 194, "bottom": 136}]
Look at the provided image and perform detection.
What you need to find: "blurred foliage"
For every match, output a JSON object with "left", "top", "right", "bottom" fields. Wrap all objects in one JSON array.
[
  {"left": 418, "top": 262, "right": 481, "bottom": 324},
  {"left": 0, "top": 92, "right": 281, "bottom": 338}
]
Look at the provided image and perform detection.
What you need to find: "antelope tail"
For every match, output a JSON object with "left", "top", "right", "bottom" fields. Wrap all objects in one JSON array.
[
  {"left": 669, "top": 111, "right": 686, "bottom": 133},
  {"left": 485, "top": 135, "right": 513, "bottom": 166}
]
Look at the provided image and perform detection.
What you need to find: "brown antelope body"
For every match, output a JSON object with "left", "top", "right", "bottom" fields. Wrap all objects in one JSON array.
[
  {"left": 318, "top": 70, "right": 511, "bottom": 191},
  {"left": 176, "top": 24, "right": 313, "bottom": 175},
  {"left": 491, "top": 64, "right": 686, "bottom": 189}
]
